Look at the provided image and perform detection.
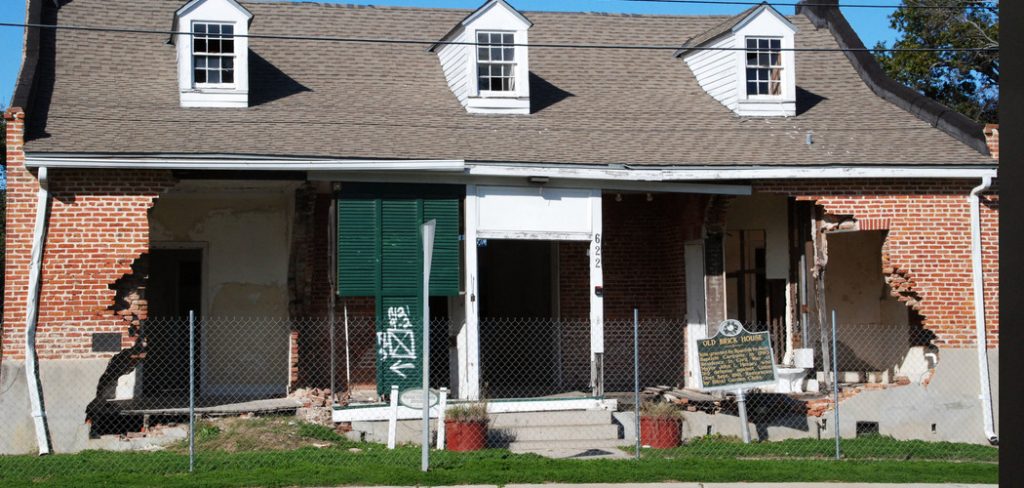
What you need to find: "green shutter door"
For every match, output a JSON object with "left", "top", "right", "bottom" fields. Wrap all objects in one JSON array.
[{"left": 335, "top": 184, "right": 463, "bottom": 395}]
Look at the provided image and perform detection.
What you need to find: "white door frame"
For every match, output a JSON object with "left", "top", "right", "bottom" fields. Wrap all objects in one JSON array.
[{"left": 460, "top": 185, "right": 603, "bottom": 400}]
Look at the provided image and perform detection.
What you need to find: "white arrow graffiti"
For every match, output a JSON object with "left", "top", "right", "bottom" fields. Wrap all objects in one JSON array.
[{"left": 389, "top": 361, "right": 416, "bottom": 378}]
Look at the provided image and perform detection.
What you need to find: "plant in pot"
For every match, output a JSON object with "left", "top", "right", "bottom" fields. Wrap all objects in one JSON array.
[
  {"left": 639, "top": 401, "right": 682, "bottom": 449},
  {"left": 444, "top": 402, "right": 489, "bottom": 451}
]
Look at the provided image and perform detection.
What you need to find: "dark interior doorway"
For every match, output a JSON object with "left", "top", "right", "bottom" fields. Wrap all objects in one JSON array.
[
  {"left": 143, "top": 248, "right": 203, "bottom": 398},
  {"left": 477, "top": 240, "right": 560, "bottom": 398}
]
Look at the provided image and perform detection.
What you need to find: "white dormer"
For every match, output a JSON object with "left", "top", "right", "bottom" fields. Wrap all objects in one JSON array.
[
  {"left": 430, "top": 0, "right": 532, "bottom": 115},
  {"left": 677, "top": 4, "right": 797, "bottom": 117},
  {"left": 173, "top": 0, "right": 253, "bottom": 108}
]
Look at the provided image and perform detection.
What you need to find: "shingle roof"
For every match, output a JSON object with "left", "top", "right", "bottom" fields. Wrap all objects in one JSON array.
[
  {"left": 18, "top": 0, "right": 992, "bottom": 165},
  {"left": 673, "top": 3, "right": 761, "bottom": 57}
]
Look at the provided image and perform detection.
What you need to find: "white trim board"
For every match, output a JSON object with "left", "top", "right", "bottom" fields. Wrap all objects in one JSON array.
[
  {"left": 24, "top": 155, "right": 995, "bottom": 180},
  {"left": 332, "top": 397, "right": 615, "bottom": 423}
]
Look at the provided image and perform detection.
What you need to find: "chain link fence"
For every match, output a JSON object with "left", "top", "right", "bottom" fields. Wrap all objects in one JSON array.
[{"left": 0, "top": 311, "right": 998, "bottom": 480}]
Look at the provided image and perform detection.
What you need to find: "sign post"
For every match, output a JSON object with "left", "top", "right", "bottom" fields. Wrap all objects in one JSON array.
[
  {"left": 696, "top": 319, "right": 776, "bottom": 444},
  {"left": 421, "top": 220, "right": 436, "bottom": 473}
]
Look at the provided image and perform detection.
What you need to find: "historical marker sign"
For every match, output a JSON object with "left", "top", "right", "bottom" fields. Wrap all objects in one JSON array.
[{"left": 697, "top": 320, "right": 777, "bottom": 390}]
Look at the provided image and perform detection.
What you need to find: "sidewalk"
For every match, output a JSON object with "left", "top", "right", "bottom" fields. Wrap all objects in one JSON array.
[{"left": 337, "top": 480, "right": 999, "bottom": 484}]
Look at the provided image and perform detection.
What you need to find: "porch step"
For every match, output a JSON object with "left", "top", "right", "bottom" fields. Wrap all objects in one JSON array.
[
  {"left": 508, "top": 438, "right": 630, "bottom": 452},
  {"left": 490, "top": 423, "right": 621, "bottom": 443},
  {"left": 488, "top": 409, "right": 613, "bottom": 428}
]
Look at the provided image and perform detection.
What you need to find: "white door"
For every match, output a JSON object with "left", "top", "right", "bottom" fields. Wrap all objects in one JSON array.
[{"left": 684, "top": 241, "right": 708, "bottom": 389}]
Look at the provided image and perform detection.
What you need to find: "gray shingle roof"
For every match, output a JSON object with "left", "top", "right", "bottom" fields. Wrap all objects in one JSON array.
[
  {"left": 673, "top": 3, "right": 761, "bottom": 57},
  {"left": 19, "top": 0, "right": 992, "bottom": 165}
]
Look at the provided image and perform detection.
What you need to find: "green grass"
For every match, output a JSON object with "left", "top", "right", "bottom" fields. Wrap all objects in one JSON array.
[
  {"left": 634, "top": 434, "right": 999, "bottom": 463},
  {"left": 0, "top": 444, "right": 997, "bottom": 487},
  {"left": 0, "top": 419, "right": 996, "bottom": 487}
]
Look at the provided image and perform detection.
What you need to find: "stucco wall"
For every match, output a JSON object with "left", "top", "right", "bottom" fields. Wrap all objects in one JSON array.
[{"left": 148, "top": 180, "right": 297, "bottom": 397}]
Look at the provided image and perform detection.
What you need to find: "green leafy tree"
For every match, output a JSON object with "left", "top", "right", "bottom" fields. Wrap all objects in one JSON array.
[{"left": 874, "top": 1, "right": 998, "bottom": 123}]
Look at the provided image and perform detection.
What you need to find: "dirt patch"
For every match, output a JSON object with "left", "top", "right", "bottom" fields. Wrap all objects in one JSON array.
[{"left": 170, "top": 416, "right": 348, "bottom": 453}]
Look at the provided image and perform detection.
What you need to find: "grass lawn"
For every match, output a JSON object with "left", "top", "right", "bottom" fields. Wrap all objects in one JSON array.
[{"left": 0, "top": 420, "right": 997, "bottom": 487}]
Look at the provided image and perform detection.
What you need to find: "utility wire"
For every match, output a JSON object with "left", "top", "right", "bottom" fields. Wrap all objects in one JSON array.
[
  {"left": 0, "top": 22, "right": 1000, "bottom": 52},
  {"left": 614, "top": 0, "right": 997, "bottom": 9}
]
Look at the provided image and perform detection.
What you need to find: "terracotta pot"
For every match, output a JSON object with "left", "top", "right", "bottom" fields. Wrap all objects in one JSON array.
[
  {"left": 445, "top": 419, "right": 488, "bottom": 451},
  {"left": 640, "top": 416, "right": 681, "bottom": 449}
]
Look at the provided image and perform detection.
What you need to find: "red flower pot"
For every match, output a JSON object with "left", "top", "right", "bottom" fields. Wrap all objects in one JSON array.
[
  {"left": 445, "top": 419, "right": 488, "bottom": 451},
  {"left": 640, "top": 416, "right": 681, "bottom": 449}
]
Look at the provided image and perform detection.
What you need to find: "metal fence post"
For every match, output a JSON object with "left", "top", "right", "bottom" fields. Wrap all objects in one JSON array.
[
  {"left": 633, "top": 307, "right": 640, "bottom": 460},
  {"left": 831, "top": 309, "right": 841, "bottom": 460},
  {"left": 189, "top": 310, "right": 195, "bottom": 473}
]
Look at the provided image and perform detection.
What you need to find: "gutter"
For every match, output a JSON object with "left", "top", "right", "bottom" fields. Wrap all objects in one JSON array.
[
  {"left": 969, "top": 176, "right": 997, "bottom": 445},
  {"left": 25, "top": 166, "right": 53, "bottom": 455}
]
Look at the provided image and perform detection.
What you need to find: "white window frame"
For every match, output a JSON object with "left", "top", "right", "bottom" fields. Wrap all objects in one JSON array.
[
  {"left": 475, "top": 30, "right": 518, "bottom": 97},
  {"left": 743, "top": 36, "right": 784, "bottom": 100},
  {"left": 191, "top": 21, "right": 238, "bottom": 89}
]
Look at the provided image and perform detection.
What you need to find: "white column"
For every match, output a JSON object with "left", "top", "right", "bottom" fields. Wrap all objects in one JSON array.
[
  {"left": 589, "top": 190, "right": 604, "bottom": 394},
  {"left": 462, "top": 185, "right": 481, "bottom": 400}
]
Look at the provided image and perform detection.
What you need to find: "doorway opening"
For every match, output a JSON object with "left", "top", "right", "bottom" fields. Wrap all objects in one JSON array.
[
  {"left": 477, "top": 239, "right": 562, "bottom": 398},
  {"left": 143, "top": 247, "right": 203, "bottom": 398}
]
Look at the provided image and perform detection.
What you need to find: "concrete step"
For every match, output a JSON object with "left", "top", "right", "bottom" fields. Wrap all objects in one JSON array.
[
  {"left": 491, "top": 423, "right": 621, "bottom": 442},
  {"left": 508, "top": 438, "right": 630, "bottom": 451},
  {"left": 488, "top": 409, "right": 613, "bottom": 428}
]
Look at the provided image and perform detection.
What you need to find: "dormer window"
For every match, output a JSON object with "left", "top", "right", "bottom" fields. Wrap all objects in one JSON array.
[
  {"left": 744, "top": 37, "right": 782, "bottom": 96},
  {"left": 173, "top": 0, "right": 252, "bottom": 108},
  {"left": 430, "top": 0, "right": 532, "bottom": 115},
  {"left": 477, "top": 32, "right": 517, "bottom": 93},
  {"left": 676, "top": 4, "right": 796, "bottom": 117},
  {"left": 192, "top": 22, "right": 236, "bottom": 86}
]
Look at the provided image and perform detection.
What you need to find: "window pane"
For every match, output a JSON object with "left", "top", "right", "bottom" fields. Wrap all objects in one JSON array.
[
  {"left": 758, "top": 38, "right": 768, "bottom": 50},
  {"left": 196, "top": 56, "right": 207, "bottom": 68},
  {"left": 209, "top": 70, "right": 221, "bottom": 84},
  {"left": 209, "top": 24, "right": 220, "bottom": 35},
  {"left": 194, "top": 38, "right": 207, "bottom": 53},
  {"left": 758, "top": 68, "right": 769, "bottom": 82},
  {"left": 770, "top": 39, "right": 780, "bottom": 50},
  {"left": 758, "top": 53, "right": 769, "bottom": 66},
  {"left": 223, "top": 57, "right": 234, "bottom": 69},
  {"left": 746, "top": 81, "right": 756, "bottom": 95},
  {"left": 223, "top": 69, "right": 234, "bottom": 84},
  {"left": 208, "top": 39, "right": 222, "bottom": 53},
  {"left": 746, "top": 38, "right": 756, "bottom": 49},
  {"left": 489, "top": 47, "right": 500, "bottom": 60},
  {"left": 769, "top": 81, "right": 781, "bottom": 95},
  {"left": 503, "top": 33, "right": 513, "bottom": 45},
  {"left": 222, "top": 24, "right": 233, "bottom": 36},
  {"left": 209, "top": 57, "right": 221, "bottom": 69},
  {"left": 194, "top": 23, "right": 207, "bottom": 35},
  {"left": 746, "top": 68, "right": 756, "bottom": 82},
  {"left": 478, "top": 47, "right": 489, "bottom": 61},
  {"left": 503, "top": 47, "right": 514, "bottom": 61},
  {"left": 770, "top": 52, "right": 780, "bottom": 66},
  {"left": 746, "top": 51, "right": 757, "bottom": 66},
  {"left": 195, "top": 69, "right": 207, "bottom": 84},
  {"left": 502, "top": 64, "right": 513, "bottom": 76},
  {"left": 477, "top": 32, "right": 487, "bottom": 44}
]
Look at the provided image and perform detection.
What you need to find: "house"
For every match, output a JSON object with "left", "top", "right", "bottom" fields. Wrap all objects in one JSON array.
[{"left": 1, "top": 0, "right": 998, "bottom": 455}]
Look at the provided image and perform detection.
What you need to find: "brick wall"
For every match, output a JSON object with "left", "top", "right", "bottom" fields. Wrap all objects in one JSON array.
[
  {"left": 559, "top": 192, "right": 706, "bottom": 322},
  {"left": 984, "top": 124, "right": 998, "bottom": 160},
  {"left": 755, "top": 178, "right": 999, "bottom": 349},
  {"left": 2, "top": 108, "right": 177, "bottom": 360}
]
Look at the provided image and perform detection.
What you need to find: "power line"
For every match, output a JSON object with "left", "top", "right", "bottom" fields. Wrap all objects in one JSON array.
[
  {"left": 615, "top": 0, "right": 998, "bottom": 9},
  {"left": 0, "top": 22, "right": 999, "bottom": 53}
]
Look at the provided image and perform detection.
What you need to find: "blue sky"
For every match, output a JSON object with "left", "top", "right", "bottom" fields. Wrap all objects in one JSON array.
[{"left": 0, "top": 0, "right": 899, "bottom": 110}]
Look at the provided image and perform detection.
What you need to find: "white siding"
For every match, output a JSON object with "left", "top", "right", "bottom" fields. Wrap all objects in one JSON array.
[
  {"left": 684, "top": 35, "right": 738, "bottom": 111},
  {"left": 437, "top": 30, "right": 471, "bottom": 107}
]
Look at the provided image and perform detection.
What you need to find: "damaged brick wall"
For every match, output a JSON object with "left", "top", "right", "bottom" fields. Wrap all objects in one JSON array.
[
  {"left": 3, "top": 108, "right": 177, "bottom": 360},
  {"left": 755, "top": 178, "right": 999, "bottom": 349}
]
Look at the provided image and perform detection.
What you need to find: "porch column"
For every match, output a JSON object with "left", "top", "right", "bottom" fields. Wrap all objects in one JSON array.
[
  {"left": 589, "top": 190, "right": 605, "bottom": 396},
  {"left": 462, "top": 184, "right": 481, "bottom": 400}
]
